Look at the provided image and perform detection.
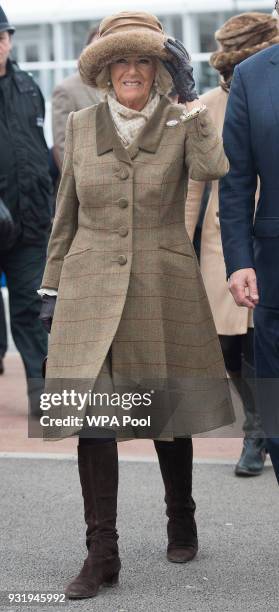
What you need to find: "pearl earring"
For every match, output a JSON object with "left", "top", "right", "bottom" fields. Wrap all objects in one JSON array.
[{"left": 107, "top": 80, "right": 111, "bottom": 86}]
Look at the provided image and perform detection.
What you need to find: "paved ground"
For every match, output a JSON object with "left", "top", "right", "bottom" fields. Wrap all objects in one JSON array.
[
  {"left": 0, "top": 345, "right": 277, "bottom": 612},
  {"left": 0, "top": 456, "right": 277, "bottom": 612}
]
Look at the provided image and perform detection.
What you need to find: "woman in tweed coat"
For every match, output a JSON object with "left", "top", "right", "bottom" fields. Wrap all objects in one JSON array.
[{"left": 39, "top": 11, "right": 234, "bottom": 599}]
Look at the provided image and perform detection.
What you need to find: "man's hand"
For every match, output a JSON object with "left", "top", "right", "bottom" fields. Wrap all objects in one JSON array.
[{"left": 228, "top": 268, "right": 259, "bottom": 309}]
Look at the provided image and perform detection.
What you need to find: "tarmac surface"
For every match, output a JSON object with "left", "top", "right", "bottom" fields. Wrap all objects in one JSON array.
[
  {"left": 1, "top": 343, "right": 277, "bottom": 612},
  {"left": 0, "top": 456, "right": 278, "bottom": 612}
]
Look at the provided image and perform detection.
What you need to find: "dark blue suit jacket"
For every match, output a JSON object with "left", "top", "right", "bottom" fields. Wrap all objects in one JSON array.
[{"left": 219, "top": 44, "right": 279, "bottom": 308}]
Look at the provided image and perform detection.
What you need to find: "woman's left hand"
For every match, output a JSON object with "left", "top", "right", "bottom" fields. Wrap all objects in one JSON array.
[
  {"left": 163, "top": 38, "right": 198, "bottom": 104},
  {"left": 39, "top": 295, "right": 57, "bottom": 333}
]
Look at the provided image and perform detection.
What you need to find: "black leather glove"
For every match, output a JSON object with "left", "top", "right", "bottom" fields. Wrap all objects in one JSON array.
[
  {"left": 163, "top": 38, "right": 198, "bottom": 104},
  {"left": 39, "top": 294, "right": 57, "bottom": 333}
]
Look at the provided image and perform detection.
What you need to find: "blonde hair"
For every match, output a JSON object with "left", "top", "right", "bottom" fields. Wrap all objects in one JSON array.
[{"left": 96, "top": 58, "right": 173, "bottom": 95}]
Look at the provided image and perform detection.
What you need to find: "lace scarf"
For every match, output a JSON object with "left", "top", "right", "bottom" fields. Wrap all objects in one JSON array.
[{"left": 107, "top": 89, "right": 160, "bottom": 147}]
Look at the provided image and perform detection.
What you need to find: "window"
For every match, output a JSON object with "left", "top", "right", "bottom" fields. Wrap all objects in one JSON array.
[
  {"left": 72, "top": 20, "right": 100, "bottom": 58},
  {"left": 25, "top": 44, "right": 39, "bottom": 62},
  {"left": 199, "top": 13, "right": 220, "bottom": 53},
  {"left": 158, "top": 15, "right": 183, "bottom": 40},
  {"left": 195, "top": 62, "right": 219, "bottom": 94}
]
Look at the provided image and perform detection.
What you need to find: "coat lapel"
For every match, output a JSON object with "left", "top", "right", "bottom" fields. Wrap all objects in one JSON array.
[
  {"left": 136, "top": 95, "right": 170, "bottom": 153},
  {"left": 96, "top": 101, "right": 131, "bottom": 165},
  {"left": 126, "top": 95, "right": 170, "bottom": 159},
  {"left": 96, "top": 95, "right": 171, "bottom": 163},
  {"left": 267, "top": 45, "right": 279, "bottom": 130}
]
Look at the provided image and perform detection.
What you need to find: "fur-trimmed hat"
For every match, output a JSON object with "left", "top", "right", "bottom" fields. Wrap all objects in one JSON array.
[
  {"left": 210, "top": 12, "right": 279, "bottom": 83},
  {"left": 79, "top": 11, "right": 172, "bottom": 89}
]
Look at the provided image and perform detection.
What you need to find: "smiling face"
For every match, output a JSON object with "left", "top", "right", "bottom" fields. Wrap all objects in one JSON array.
[
  {"left": 0, "top": 31, "right": 12, "bottom": 76},
  {"left": 110, "top": 55, "right": 156, "bottom": 111}
]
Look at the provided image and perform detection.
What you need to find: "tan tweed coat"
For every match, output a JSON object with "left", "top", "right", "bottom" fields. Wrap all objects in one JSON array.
[
  {"left": 185, "top": 87, "right": 254, "bottom": 335},
  {"left": 41, "top": 95, "right": 234, "bottom": 440}
]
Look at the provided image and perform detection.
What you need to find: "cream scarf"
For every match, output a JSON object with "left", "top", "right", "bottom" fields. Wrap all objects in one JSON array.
[{"left": 107, "top": 89, "right": 160, "bottom": 147}]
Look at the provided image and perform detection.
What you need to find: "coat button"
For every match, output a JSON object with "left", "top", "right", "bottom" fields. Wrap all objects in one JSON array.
[
  {"left": 119, "top": 168, "right": 129, "bottom": 180},
  {"left": 118, "top": 198, "right": 128, "bottom": 209},
  {"left": 118, "top": 255, "right": 127, "bottom": 265},
  {"left": 118, "top": 226, "right": 128, "bottom": 237}
]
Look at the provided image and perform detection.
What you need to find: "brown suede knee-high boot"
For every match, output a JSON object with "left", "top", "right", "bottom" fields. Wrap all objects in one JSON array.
[
  {"left": 65, "top": 440, "right": 121, "bottom": 599},
  {"left": 154, "top": 437, "right": 198, "bottom": 563}
]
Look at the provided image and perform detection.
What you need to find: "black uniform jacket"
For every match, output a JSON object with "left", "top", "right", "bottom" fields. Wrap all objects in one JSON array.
[{"left": 0, "top": 60, "right": 52, "bottom": 245}]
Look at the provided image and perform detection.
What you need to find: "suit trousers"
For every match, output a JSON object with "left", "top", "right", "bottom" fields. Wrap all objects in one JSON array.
[
  {"left": 0, "top": 241, "right": 48, "bottom": 415},
  {"left": 219, "top": 330, "right": 265, "bottom": 438},
  {"left": 254, "top": 305, "right": 279, "bottom": 484}
]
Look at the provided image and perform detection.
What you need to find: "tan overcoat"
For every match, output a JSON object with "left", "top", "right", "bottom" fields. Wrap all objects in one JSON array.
[
  {"left": 41, "top": 95, "right": 234, "bottom": 439},
  {"left": 52, "top": 72, "right": 102, "bottom": 168},
  {"left": 185, "top": 86, "right": 254, "bottom": 335}
]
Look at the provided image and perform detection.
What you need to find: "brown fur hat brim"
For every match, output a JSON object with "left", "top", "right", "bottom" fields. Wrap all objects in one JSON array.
[{"left": 79, "top": 29, "right": 171, "bottom": 88}]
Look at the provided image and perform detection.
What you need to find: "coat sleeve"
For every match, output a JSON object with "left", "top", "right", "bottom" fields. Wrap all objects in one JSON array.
[
  {"left": 52, "top": 84, "right": 74, "bottom": 169},
  {"left": 34, "top": 81, "right": 46, "bottom": 120},
  {"left": 40, "top": 111, "right": 79, "bottom": 290},
  {"left": 184, "top": 107, "right": 229, "bottom": 181},
  {"left": 185, "top": 178, "right": 205, "bottom": 241},
  {"left": 219, "top": 66, "right": 257, "bottom": 278}
]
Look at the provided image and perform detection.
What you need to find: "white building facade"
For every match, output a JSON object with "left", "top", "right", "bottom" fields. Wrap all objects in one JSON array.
[{"left": 6, "top": 0, "right": 276, "bottom": 143}]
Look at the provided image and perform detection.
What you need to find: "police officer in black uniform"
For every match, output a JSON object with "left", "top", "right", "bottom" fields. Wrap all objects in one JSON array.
[{"left": 0, "top": 6, "right": 52, "bottom": 414}]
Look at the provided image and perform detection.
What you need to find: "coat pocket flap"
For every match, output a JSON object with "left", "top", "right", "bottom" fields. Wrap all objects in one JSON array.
[
  {"left": 159, "top": 244, "right": 194, "bottom": 258},
  {"left": 254, "top": 218, "right": 279, "bottom": 237}
]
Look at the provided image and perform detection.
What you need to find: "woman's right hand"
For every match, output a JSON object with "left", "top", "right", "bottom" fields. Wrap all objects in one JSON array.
[
  {"left": 163, "top": 38, "right": 198, "bottom": 104},
  {"left": 39, "top": 295, "right": 57, "bottom": 333}
]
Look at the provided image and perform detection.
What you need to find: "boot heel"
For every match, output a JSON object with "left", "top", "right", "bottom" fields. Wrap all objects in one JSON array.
[{"left": 103, "top": 572, "right": 119, "bottom": 588}]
